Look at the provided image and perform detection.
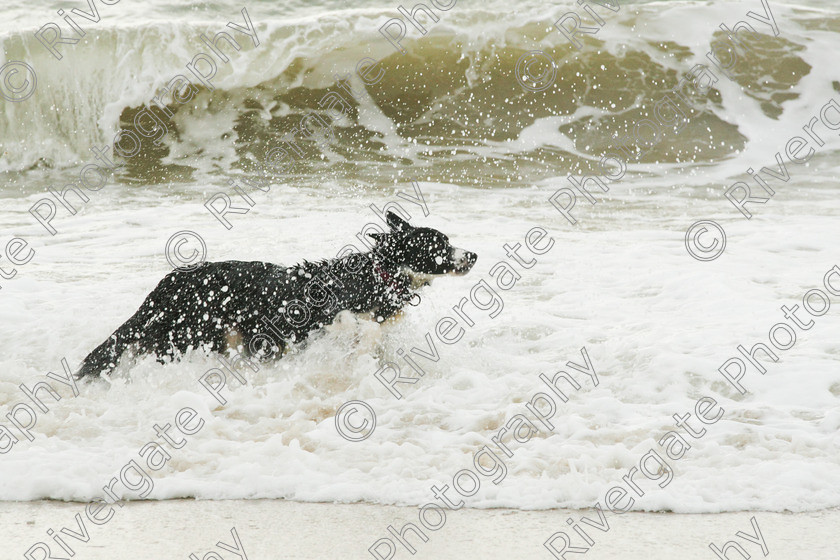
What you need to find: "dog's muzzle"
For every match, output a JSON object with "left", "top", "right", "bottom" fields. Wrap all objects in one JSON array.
[{"left": 451, "top": 248, "right": 478, "bottom": 275}]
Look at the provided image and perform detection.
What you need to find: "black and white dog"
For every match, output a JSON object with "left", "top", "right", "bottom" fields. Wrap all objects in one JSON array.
[{"left": 77, "top": 212, "right": 477, "bottom": 378}]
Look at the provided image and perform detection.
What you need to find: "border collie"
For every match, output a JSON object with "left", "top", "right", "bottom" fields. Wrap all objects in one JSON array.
[{"left": 77, "top": 212, "right": 477, "bottom": 377}]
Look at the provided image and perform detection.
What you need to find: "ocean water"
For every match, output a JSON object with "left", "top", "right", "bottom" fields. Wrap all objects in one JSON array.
[{"left": 1, "top": 0, "right": 839, "bottom": 520}]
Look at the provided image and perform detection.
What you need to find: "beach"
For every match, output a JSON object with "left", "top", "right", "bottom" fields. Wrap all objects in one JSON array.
[
  {"left": 5, "top": 501, "right": 839, "bottom": 559},
  {"left": 2, "top": 0, "right": 840, "bottom": 558}
]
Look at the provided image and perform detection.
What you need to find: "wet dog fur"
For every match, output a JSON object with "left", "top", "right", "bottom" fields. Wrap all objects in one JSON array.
[{"left": 77, "top": 212, "right": 477, "bottom": 378}]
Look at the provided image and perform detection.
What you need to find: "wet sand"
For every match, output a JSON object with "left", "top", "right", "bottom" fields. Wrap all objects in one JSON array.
[{"left": 4, "top": 500, "right": 837, "bottom": 559}]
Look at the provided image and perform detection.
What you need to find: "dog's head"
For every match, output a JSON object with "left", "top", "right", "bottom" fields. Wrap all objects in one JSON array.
[{"left": 369, "top": 211, "right": 477, "bottom": 286}]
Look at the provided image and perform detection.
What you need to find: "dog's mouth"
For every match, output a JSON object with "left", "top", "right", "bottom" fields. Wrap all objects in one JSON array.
[{"left": 450, "top": 249, "right": 478, "bottom": 275}]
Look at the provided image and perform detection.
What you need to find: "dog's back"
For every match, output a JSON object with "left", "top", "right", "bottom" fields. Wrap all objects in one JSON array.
[{"left": 78, "top": 261, "right": 281, "bottom": 377}]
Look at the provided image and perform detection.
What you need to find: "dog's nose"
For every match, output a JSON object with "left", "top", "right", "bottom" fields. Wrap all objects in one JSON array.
[{"left": 466, "top": 251, "right": 477, "bottom": 265}]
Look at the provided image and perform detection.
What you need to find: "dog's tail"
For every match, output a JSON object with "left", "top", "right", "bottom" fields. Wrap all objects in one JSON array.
[{"left": 76, "top": 312, "right": 146, "bottom": 379}]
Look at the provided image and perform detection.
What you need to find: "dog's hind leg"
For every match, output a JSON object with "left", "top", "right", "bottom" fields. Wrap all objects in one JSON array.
[{"left": 76, "top": 307, "right": 150, "bottom": 379}]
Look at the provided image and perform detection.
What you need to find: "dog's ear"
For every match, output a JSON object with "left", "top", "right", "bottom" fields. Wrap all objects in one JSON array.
[
  {"left": 367, "top": 232, "right": 388, "bottom": 244},
  {"left": 386, "top": 211, "right": 411, "bottom": 233}
]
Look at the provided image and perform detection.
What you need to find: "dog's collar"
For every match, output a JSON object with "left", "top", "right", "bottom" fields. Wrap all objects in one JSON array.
[{"left": 373, "top": 261, "right": 420, "bottom": 306}]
